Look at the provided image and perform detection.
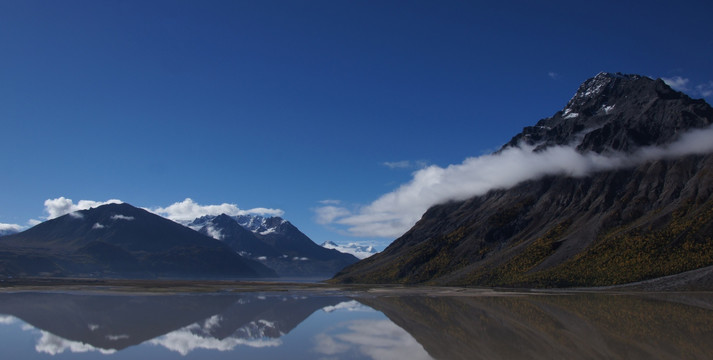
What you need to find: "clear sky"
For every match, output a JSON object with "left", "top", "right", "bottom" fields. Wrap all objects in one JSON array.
[{"left": 2, "top": 0, "right": 712, "bottom": 250}]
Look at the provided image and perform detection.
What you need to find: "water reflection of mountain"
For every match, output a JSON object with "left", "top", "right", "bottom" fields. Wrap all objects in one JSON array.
[
  {"left": 0, "top": 292, "right": 347, "bottom": 353},
  {"left": 359, "top": 293, "right": 713, "bottom": 360}
]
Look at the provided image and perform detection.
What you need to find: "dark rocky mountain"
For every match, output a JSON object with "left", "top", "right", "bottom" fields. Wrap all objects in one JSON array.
[
  {"left": 0, "top": 203, "right": 276, "bottom": 278},
  {"left": 333, "top": 72, "right": 713, "bottom": 287},
  {"left": 190, "top": 214, "right": 359, "bottom": 277}
]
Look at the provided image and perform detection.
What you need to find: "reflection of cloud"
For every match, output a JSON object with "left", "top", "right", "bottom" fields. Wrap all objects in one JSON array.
[
  {"left": 322, "top": 300, "right": 373, "bottom": 313},
  {"left": 35, "top": 331, "right": 116, "bottom": 355},
  {"left": 148, "top": 323, "right": 282, "bottom": 356},
  {"left": 0, "top": 315, "right": 16, "bottom": 324},
  {"left": 314, "top": 319, "right": 433, "bottom": 360}
]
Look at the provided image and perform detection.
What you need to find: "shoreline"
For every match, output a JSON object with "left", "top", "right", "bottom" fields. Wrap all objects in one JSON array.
[{"left": 2, "top": 277, "right": 713, "bottom": 296}]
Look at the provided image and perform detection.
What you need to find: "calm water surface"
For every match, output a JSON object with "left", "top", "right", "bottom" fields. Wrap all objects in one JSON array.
[{"left": 1, "top": 290, "right": 712, "bottom": 359}]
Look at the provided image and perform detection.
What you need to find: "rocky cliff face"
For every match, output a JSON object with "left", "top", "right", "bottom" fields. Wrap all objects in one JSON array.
[{"left": 332, "top": 73, "right": 713, "bottom": 287}]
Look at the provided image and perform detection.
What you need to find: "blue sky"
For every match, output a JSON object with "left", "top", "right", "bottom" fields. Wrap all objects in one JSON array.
[{"left": 2, "top": 0, "right": 712, "bottom": 249}]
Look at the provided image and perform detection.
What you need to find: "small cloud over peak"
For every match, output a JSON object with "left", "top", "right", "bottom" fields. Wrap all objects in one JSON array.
[
  {"left": 44, "top": 197, "right": 123, "bottom": 220},
  {"left": 548, "top": 71, "right": 560, "bottom": 80},
  {"left": 150, "top": 198, "right": 284, "bottom": 223}
]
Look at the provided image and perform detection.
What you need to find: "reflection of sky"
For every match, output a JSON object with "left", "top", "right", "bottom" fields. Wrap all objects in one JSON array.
[{"left": 313, "top": 319, "right": 433, "bottom": 360}]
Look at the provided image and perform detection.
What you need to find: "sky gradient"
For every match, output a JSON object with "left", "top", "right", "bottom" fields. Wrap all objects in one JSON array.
[{"left": 2, "top": 0, "right": 712, "bottom": 249}]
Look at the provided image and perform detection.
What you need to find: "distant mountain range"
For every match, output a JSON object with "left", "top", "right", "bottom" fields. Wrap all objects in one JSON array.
[
  {"left": 333, "top": 72, "right": 713, "bottom": 287},
  {"left": 320, "top": 241, "right": 377, "bottom": 260},
  {"left": 188, "top": 214, "right": 358, "bottom": 277},
  {"left": 0, "top": 203, "right": 276, "bottom": 279}
]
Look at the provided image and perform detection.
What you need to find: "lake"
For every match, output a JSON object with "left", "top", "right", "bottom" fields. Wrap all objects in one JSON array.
[{"left": 1, "top": 289, "right": 712, "bottom": 359}]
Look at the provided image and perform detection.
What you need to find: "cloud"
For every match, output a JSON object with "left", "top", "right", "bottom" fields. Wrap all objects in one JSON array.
[
  {"left": 548, "top": 71, "right": 560, "bottom": 80},
  {"left": 662, "top": 76, "right": 690, "bottom": 92},
  {"left": 150, "top": 198, "right": 284, "bottom": 223},
  {"left": 318, "top": 199, "right": 342, "bottom": 205},
  {"left": 111, "top": 214, "right": 134, "bottom": 221},
  {"left": 696, "top": 82, "right": 713, "bottom": 98},
  {"left": 317, "top": 126, "right": 713, "bottom": 238},
  {"left": 92, "top": 223, "right": 105, "bottom": 230},
  {"left": 382, "top": 160, "right": 429, "bottom": 169},
  {"left": 315, "top": 206, "right": 352, "bottom": 225},
  {"left": 663, "top": 76, "right": 713, "bottom": 98},
  {"left": 44, "top": 197, "right": 123, "bottom": 220},
  {"left": 0, "top": 223, "right": 23, "bottom": 236}
]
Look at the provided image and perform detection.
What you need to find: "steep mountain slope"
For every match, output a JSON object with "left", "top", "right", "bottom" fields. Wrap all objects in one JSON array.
[
  {"left": 332, "top": 72, "right": 713, "bottom": 287},
  {"left": 190, "top": 214, "right": 359, "bottom": 277},
  {"left": 0, "top": 203, "right": 276, "bottom": 278}
]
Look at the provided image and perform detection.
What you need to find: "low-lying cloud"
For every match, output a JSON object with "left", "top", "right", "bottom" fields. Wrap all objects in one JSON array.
[
  {"left": 44, "top": 197, "right": 123, "bottom": 220},
  {"left": 149, "top": 198, "right": 284, "bottom": 223},
  {"left": 0, "top": 223, "right": 23, "bottom": 236},
  {"left": 318, "top": 126, "right": 713, "bottom": 238}
]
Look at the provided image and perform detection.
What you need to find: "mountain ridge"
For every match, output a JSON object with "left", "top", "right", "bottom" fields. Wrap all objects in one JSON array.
[
  {"left": 332, "top": 72, "right": 713, "bottom": 287},
  {"left": 190, "top": 214, "right": 359, "bottom": 277},
  {"left": 0, "top": 203, "right": 276, "bottom": 278}
]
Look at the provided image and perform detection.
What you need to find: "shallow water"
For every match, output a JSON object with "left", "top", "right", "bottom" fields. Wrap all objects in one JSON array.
[{"left": 0, "top": 290, "right": 712, "bottom": 359}]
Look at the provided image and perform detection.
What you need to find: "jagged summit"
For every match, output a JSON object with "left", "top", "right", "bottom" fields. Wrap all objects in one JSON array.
[{"left": 503, "top": 72, "right": 713, "bottom": 153}]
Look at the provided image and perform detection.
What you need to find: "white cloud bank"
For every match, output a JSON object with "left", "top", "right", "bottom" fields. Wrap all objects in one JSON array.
[
  {"left": 318, "top": 126, "right": 713, "bottom": 238},
  {"left": 149, "top": 198, "right": 284, "bottom": 223},
  {"left": 44, "top": 197, "right": 123, "bottom": 220},
  {"left": 0, "top": 223, "right": 23, "bottom": 236}
]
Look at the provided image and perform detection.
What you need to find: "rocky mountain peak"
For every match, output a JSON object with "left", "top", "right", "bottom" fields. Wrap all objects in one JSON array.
[{"left": 503, "top": 72, "right": 713, "bottom": 153}]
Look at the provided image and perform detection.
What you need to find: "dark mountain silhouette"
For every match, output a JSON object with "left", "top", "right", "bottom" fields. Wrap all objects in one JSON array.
[
  {"left": 333, "top": 72, "right": 713, "bottom": 287},
  {"left": 0, "top": 203, "right": 276, "bottom": 278},
  {"left": 193, "top": 214, "right": 359, "bottom": 277}
]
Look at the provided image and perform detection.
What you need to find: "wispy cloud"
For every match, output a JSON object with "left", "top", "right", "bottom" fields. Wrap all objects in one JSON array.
[
  {"left": 315, "top": 206, "right": 352, "bottom": 225},
  {"left": 382, "top": 160, "right": 428, "bottom": 169},
  {"left": 662, "top": 76, "right": 690, "bottom": 92},
  {"left": 150, "top": 198, "right": 284, "bottom": 223},
  {"left": 662, "top": 76, "right": 713, "bottom": 98},
  {"left": 110, "top": 214, "right": 135, "bottom": 221},
  {"left": 548, "top": 71, "right": 560, "bottom": 80},
  {"left": 696, "top": 82, "right": 713, "bottom": 98},
  {"left": 317, "top": 126, "right": 713, "bottom": 238},
  {"left": 318, "top": 199, "right": 342, "bottom": 205},
  {"left": 44, "top": 197, "right": 123, "bottom": 220}
]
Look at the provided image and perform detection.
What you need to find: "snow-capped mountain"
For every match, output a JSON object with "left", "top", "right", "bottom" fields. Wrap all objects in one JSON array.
[
  {"left": 187, "top": 214, "right": 359, "bottom": 277},
  {"left": 320, "top": 241, "right": 377, "bottom": 260}
]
